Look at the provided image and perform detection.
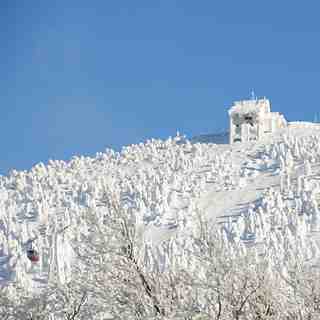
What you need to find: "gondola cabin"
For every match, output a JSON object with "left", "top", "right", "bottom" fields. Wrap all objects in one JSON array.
[{"left": 27, "top": 249, "right": 39, "bottom": 263}]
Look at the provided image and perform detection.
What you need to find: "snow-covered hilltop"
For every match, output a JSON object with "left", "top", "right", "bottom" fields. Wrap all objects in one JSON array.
[{"left": 2, "top": 107, "right": 320, "bottom": 318}]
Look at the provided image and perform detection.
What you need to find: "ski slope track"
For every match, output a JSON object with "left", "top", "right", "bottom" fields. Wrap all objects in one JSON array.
[{"left": 1, "top": 123, "right": 320, "bottom": 293}]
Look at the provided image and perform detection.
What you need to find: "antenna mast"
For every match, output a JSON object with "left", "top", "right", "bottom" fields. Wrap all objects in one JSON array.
[{"left": 250, "top": 89, "right": 256, "bottom": 101}]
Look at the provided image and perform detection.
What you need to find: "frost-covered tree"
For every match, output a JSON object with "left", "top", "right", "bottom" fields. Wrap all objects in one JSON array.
[
  {"left": 71, "top": 187, "right": 176, "bottom": 319},
  {"left": 0, "top": 280, "right": 88, "bottom": 320}
]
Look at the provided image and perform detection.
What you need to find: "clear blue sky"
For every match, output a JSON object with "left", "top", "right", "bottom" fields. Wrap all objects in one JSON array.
[{"left": 1, "top": 1, "right": 320, "bottom": 174}]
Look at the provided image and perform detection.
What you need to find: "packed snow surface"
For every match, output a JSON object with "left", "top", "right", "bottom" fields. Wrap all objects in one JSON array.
[{"left": 1, "top": 122, "right": 320, "bottom": 291}]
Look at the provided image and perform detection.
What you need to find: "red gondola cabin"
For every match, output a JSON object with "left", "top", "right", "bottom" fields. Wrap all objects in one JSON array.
[{"left": 27, "top": 249, "right": 39, "bottom": 262}]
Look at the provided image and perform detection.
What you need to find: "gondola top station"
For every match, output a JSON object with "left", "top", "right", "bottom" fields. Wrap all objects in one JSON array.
[{"left": 228, "top": 95, "right": 287, "bottom": 144}]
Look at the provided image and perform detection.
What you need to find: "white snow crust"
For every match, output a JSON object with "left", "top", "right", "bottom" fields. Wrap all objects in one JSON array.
[{"left": 1, "top": 122, "right": 320, "bottom": 296}]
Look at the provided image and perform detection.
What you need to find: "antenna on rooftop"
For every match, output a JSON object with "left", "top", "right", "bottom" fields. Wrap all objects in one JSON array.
[{"left": 250, "top": 89, "right": 256, "bottom": 101}]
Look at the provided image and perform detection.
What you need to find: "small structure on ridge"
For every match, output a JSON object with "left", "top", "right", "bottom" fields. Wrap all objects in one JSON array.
[{"left": 228, "top": 96, "right": 287, "bottom": 144}]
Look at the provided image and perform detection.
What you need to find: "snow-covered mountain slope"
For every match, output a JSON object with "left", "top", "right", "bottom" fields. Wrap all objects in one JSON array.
[{"left": 1, "top": 122, "right": 320, "bottom": 293}]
